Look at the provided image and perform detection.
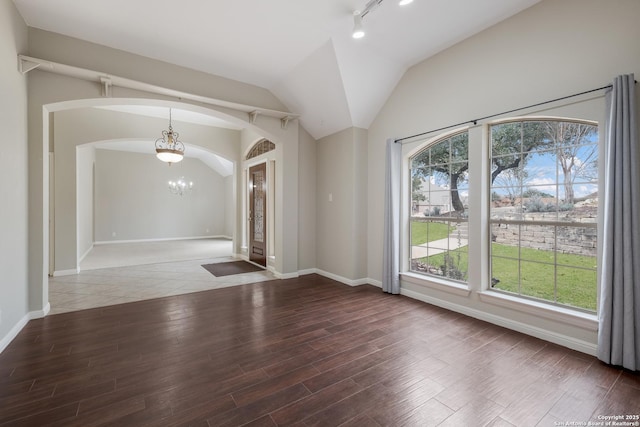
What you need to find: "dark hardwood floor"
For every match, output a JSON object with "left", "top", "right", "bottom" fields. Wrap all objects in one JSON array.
[{"left": 1, "top": 274, "right": 638, "bottom": 426}]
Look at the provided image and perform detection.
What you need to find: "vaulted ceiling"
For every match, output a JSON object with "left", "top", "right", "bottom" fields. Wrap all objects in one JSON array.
[{"left": 13, "top": 0, "right": 540, "bottom": 140}]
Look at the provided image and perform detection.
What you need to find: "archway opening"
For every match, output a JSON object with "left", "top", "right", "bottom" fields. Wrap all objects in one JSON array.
[{"left": 44, "top": 98, "right": 284, "bottom": 314}]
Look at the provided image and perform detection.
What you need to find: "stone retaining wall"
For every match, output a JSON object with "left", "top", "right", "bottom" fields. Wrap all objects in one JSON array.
[{"left": 492, "top": 208, "right": 597, "bottom": 257}]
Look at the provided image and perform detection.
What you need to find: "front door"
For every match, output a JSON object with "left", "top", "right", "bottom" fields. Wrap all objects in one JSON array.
[{"left": 249, "top": 163, "right": 267, "bottom": 267}]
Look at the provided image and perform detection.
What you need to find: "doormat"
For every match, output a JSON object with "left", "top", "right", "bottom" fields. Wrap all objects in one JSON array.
[{"left": 201, "top": 260, "right": 265, "bottom": 277}]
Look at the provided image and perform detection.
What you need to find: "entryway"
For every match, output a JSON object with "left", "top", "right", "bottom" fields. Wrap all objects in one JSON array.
[{"left": 248, "top": 163, "right": 267, "bottom": 267}]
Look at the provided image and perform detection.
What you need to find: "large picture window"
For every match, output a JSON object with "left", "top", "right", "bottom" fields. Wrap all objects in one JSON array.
[
  {"left": 489, "top": 120, "right": 598, "bottom": 311},
  {"left": 410, "top": 131, "right": 469, "bottom": 283}
]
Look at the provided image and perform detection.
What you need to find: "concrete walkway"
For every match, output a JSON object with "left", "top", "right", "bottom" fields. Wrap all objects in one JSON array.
[
  {"left": 411, "top": 220, "right": 469, "bottom": 259},
  {"left": 411, "top": 236, "right": 468, "bottom": 259}
]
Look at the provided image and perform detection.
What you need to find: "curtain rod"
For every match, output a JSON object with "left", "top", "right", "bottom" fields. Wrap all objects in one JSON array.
[{"left": 394, "top": 80, "right": 636, "bottom": 144}]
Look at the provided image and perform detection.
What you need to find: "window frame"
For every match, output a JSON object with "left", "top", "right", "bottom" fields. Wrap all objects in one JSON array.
[
  {"left": 400, "top": 115, "right": 602, "bottom": 321},
  {"left": 402, "top": 127, "right": 472, "bottom": 294},
  {"left": 487, "top": 117, "right": 599, "bottom": 314},
  {"left": 408, "top": 129, "right": 470, "bottom": 284}
]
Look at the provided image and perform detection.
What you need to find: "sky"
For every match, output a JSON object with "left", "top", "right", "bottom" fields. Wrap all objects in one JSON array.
[{"left": 412, "top": 122, "right": 599, "bottom": 204}]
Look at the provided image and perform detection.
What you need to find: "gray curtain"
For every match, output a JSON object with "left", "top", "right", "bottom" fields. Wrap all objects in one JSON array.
[
  {"left": 598, "top": 74, "right": 640, "bottom": 371},
  {"left": 383, "top": 138, "right": 401, "bottom": 294}
]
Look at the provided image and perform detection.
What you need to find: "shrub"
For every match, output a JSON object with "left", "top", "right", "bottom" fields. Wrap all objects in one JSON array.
[
  {"left": 440, "top": 253, "right": 466, "bottom": 281},
  {"left": 524, "top": 196, "right": 554, "bottom": 213},
  {"left": 423, "top": 206, "right": 442, "bottom": 217},
  {"left": 523, "top": 188, "right": 553, "bottom": 198}
]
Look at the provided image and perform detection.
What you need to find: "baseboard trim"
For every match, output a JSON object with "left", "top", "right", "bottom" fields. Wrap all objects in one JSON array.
[
  {"left": 0, "top": 314, "right": 29, "bottom": 354},
  {"left": 0, "top": 303, "right": 51, "bottom": 354},
  {"left": 400, "top": 288, "right": 598, "bottom": 356},
  {"left": 367, "top": 279, "right": 382, "bottom": 288},
  {"left": 30, "top": 303, "right": 50, "bottom": 319},
  {"left": 272, "top": 271, "right": 300, "bottom": 280},
  {"left": 312, "top": 269, "right": 371, "bottom": 287},
  {"left": 298, "top": 269, "right": 381, "bottom": 288},
  {"left": 53, "top": 268, "right": 79, "bottom": 277},
  {"left": 94, "top": 235, "right": 230, "bottom": 245}
]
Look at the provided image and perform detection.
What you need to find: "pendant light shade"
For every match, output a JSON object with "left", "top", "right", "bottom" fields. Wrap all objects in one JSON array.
[{"left": 155, "top": 108, "right": 185, "bottom": 164}]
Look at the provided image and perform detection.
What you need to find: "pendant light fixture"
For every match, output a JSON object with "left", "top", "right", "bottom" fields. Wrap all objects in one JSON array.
[{"left": 155, "top": 108, "right": 184, "bottom": 164}]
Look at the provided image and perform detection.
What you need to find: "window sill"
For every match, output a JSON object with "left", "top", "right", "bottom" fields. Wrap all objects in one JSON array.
[
  {"left": 400, "top": 272, "right": 470, "bottom": 297},
  {"left": 478, "top": 290, "right": 598, "bottom": 331}
]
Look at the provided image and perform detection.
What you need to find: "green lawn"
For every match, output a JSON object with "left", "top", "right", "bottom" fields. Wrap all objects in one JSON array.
[
  {"left": 410, "top": 221, "right": 453, "bottom": 245},
  {"left": 414, "top": 243, "right": 597, "bottom": 311},
  {"left": 491, "top": 244, "right": 597, "bottom": 311}
]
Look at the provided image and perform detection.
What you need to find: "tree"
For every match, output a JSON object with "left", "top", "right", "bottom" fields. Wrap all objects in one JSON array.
[
  {"left": 411, "top": 174, "right": 426, "bottom": 212},
  {"left": 493, "top": 167, "right": 529, "bottom": 204},
  {"left": 490, "top": 121, "right": 550, "bottom": 184},
  {"left": 542, "top": 121, "right": 597, "bottom": 204},
  {"left": 411, "top": 120, "right": 595, "bottom": 214},
  {"left": 411, "top": 132, "right": 468, "bottom": 213},
  {"left": 412, "top": 125, "right": 548, "bottom": 213},
  {"left": 491, "top": 120, "right": 598, "bottom": 204}
]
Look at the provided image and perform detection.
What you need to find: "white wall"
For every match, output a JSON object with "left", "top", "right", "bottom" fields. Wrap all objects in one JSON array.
[
  {"left": 353, "top": 127, "right": 368, "bottom": 280},
  {"left": 52, "top": 107, "right": 240, "bottom": 272},
  {"left": 224, "top": 175, "right": 234, "bottom": 239},
  {"left": 76, "top": 145, "right": 95, "bottom": 262},
  {"left": 0, "top": 0, "right": 30, "bottom": 351},
  {"left": 95, "top": 149, "right": 227, "bottom": 242},
  {"left": 316, "top": 127, "right": 367, "bottom": 281},
  {"left": 364, "top": 0, "right": 640, "bottom": 351},
  {"left": 298, "top": 125, "right": 317, "bottom": 271}
]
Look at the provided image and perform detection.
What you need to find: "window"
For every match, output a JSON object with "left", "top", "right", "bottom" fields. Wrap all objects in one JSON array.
[
  {"left": 489, "top": 120, "right": 598, "bottom": 311},
  {"left": 246, "top": 139, "right": 275, "bottom": 160},
  {"left": 410, "top": 131, "right": 469, "bottom": 283}
]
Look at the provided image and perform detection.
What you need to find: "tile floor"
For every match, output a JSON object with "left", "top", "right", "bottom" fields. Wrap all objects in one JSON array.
[
  {"left": 50, "top": 239, "right": 274, "bottom": 314},
  {"left": 79, "top": 238, "right": 235, "bottom": 270}
]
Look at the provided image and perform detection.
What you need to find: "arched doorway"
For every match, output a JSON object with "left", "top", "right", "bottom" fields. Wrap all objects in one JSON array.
[{"left": 39, "top": 97, "right": 297, "bottom": 314}]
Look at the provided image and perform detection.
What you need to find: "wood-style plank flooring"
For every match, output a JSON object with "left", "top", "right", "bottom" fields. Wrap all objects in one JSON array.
[{"left": 1, "top": 274, "right": 639, "bottom": 426}]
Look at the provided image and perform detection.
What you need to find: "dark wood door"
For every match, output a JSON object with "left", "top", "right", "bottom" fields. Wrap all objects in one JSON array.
[{"left": 249, "top": 163, "right": 267, "bottom": 267}]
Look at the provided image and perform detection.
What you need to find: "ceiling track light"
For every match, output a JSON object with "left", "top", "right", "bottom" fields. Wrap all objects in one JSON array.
[
  {"left": 360, "top": 0, "right": 384, "bottom": 18},
  {"left": 352, "top": 11, "right": 365, "bottom": 39},
  {"left": 352, "top": 0, "right": 413, "bottom": 39}
]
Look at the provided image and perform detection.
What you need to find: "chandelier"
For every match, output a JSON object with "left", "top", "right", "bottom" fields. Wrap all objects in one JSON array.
[
  {"left": 168, "top": 177, "right": 193, "bottom": 196},
  {"left": 155, "top": 108, "right": 184, "bottom": 164}
]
